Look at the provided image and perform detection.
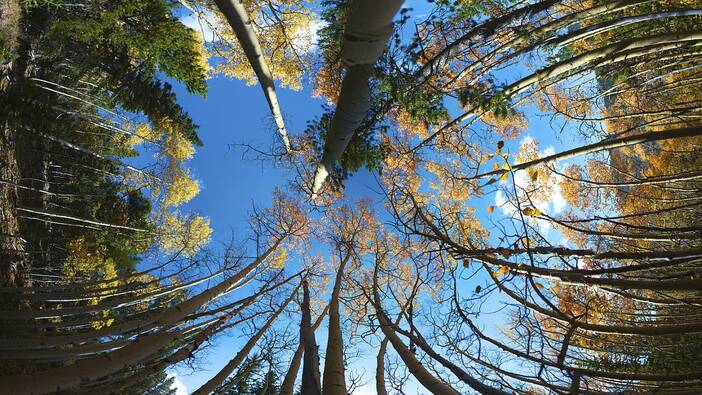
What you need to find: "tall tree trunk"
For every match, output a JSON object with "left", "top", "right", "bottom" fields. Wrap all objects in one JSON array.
[
  {"left": 300, "top": 280, "right": 324, "bottom": 395},
  {"left": 470, "top": 126, "right": 702, "bottom": 182},
  {"left": 311, "top": 0, "right": 404, "bottom": 197},
  {"left": 0, "top": 239, "right": 284, "bottom": 394},
  {"left": 193, "top": 282, "right": 300, "bottom": 395},
  {"left": 280, "top": 283, "right": 328, "bottom": 395},
  {"left": 375, "top": 337, "right": 389, "bottom": 395},
  {"left": 370, "top": 266, "right": 461, "bottom": 395},
  {"left": 322, "top": 253, "right": 351, "bottom": 395},
  {"left": 213, "top": 0, "right": 291, "bottom": 152}
]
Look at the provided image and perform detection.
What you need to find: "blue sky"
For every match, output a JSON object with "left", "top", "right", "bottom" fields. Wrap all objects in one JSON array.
[
  {"left": 165, "top": 56, "right": 391, "bottom": 394},
  {"left": 164, "top": 1, "right": 588, "bottom": 392}
]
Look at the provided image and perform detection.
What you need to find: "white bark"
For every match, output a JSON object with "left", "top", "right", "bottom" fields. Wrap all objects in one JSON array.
[
  {"left": 280, "top": 284, "right": 328, "bottom": 395},
  {"left": 311, "top": 0, "right": 404, "bottom": 197},
  {"left": 472, "top": 126, "right": 702, "bottom": 181},
  {"left": 415, "top": 30, "right": 702, "bottom": 150},
  {"left": 192, "top": 282, "right": 300, "bottom": 395},
  {"left": 371, "top": 266, "right": 461, "bottom": 395},
  {"left": 300, "top": 280, "right": 324, "bottom": 395},
  {"left": 0, "top": 239, "right": 283, "bottom": 394},
  {"left": 322, "top": 253, "right": 351, "bottom": 395},
  {"left": 214, "top": 0, "right": 291, "bottom": 152}
]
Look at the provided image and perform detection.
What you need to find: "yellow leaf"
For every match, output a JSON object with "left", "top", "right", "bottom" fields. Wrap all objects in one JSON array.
[
  {"left": 269, "top": 247, "right": 288, "bottom": 269},
  {"left": 500, "top": 172, "right": 509, "bottom": 182},
  {"left": 496, "top": 266, "right": 510, "bottom": 277},
  {"left": 492, "top": 162, "right": 500, "bottom": 171},
  {"left": 502, "top": 162, "right": 511, "bottom": 171},
  {"left": 522, "top": 207, "right": 541, "bottom": 217},
  {"left": 529, "top": 169, "right": 539, "bottom": 181},
  {"left": 487, "top": 205, "right": 495, "bottom": 214},
  {"left": 534, "top": 283, "right": 544, "bottom": 290}
]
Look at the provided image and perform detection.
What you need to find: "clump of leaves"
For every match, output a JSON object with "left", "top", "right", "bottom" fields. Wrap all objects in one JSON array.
[{"left": 458, "top": 86, "right": 516, "bottom": 119}]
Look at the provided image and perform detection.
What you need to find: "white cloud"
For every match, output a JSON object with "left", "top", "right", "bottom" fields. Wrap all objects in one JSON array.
[
  {"left": 495, "top": 190, "right": 514, "bottom": 216},
  {"left": 168, "top": 373, "right": 188, "bottom": 395},
  {"left": 551, "top": 180, "right": 567, "bottom": 214},
  {"left": 493, "top": 139, "right": 569, "bottom": 236},
  {"left": 292, "top": 18, "right": 324, "bottom": 54},
  {"left": 519, "top": 135, "right": 536, "bottom": 146}
]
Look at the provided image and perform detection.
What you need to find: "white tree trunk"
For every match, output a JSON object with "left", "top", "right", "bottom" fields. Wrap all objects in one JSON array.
[
  {"left": 192, "top": 282, "right": 300, "bottom": 395},
  {"left": 0, "top": 239, "right": 283, "bottom": 394},
  {"left": 213, "top": 0, "right": 291, "bottom": 152},
  {"left": 311, "top": 0, "right": 404, "bottom": 197}
]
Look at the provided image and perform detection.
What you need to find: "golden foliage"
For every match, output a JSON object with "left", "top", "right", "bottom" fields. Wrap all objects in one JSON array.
[
  {"left": 159, "top": 214, "right": 213, "bottom": 256},
  {"left": 63, "top": 237, "right": 120, "bottom": 329},
  {"left": 496, "top": 265, "right": 510, "bottom": 277},
  {"left": 209, "top": 0, "right": 315, "bottom": 90},
  {"left": 163, "top": 168, "right": 200, "bottom": 207},
  {"left": 268, "top": 246, "right": 288, "bottom": 269},
  {"left": 480, "top": 109, "right": 528, "bottom": 139}
]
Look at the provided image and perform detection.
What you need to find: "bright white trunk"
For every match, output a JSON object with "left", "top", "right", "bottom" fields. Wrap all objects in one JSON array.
[
  {"left": 213, "top": 0, "right": 291, "bottom": 152},
  {"left": 311, "top": 0, "right": 404, "bottom": 197}
]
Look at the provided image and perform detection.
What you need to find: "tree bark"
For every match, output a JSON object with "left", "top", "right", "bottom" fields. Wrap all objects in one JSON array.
[
  {"left": 192, "top": 282, "right": 300, "bottom": 395},
  {"left": 322, "top": 253, "right": 352, "bottom": 395},
  {"left": 371, "top": 265, "right": 461, "bottom": 395},
  {"left": 375, "top": 337, "right": 389, "bottom": 395},
  {"left": 471, "top": 127, "right": 702, "bottom": 182},
  {"left": 280, "top": 282, "right": 328, "bottom": 395},
  {"left": 213, "top": 0, "right": 291, "bottom": 152},
  {"left": 311, "top": 0, "right": 404, "bottom": 197},
  {"left": 300, "top": 280, "right": 324, "bottom": 395},
  {"left": 0, "top": 239, "right": 284, "bottom": 394}
]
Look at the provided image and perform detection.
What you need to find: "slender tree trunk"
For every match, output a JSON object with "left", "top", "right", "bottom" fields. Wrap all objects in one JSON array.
[
  {"left": 370, "top": 266, "right": 461, "bottom": 395},
  {"left": 300, "top": 280, "right": 323, "bottom": 395},
  {"left": 192, "top": 282, "right": 300, "bottom": 395},
  {"left": 471, "top": 127, "right": 702, "bottom": 181},
  {"left": 280, "top": 284, "right": 328, "bottom": 395},
  {"left": 322, "top": 253, "right": 352, "bottom": 395},
  {"left": 414, "top": 32, "right": 702, "bottom": 150},
  {"left": 213, "top": 0, "right": 291, "bottom": 152},
  {"left": 0, "top": 239, "right": 284, "bottom": 394},
  {"left": 375, "top": 337, "right": 389, "bottom": 395}
]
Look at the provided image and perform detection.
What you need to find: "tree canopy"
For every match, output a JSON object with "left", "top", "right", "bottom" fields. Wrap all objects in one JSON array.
[{"left": 2, "top": 0, "right": 702, "bottom": 394}]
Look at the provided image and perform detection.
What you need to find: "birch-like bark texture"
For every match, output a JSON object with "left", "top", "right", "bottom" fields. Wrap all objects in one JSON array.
[
  {"left": 0, "top": 240, "right": 283, "bottom": 394},
  {"left": 371, "top": 266, "right": 461, "bottom": 395},
  {"left": 311, "top": 0, "right": 404, "bottom": 197},
  {"left": 213, "top": 0, "right": 291, "bottom": 152},
  {"left": 375, "top": 337, "right": 389, "bottom": 395},
  {"left": 470, "top": 126, "right": 702, "bottom": 182},
  {"left": 321, "top": 253, "right": 352, "bottom": 395},
  {"left": 413, "top": 30, "right": 702, "bottom": 150}
]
